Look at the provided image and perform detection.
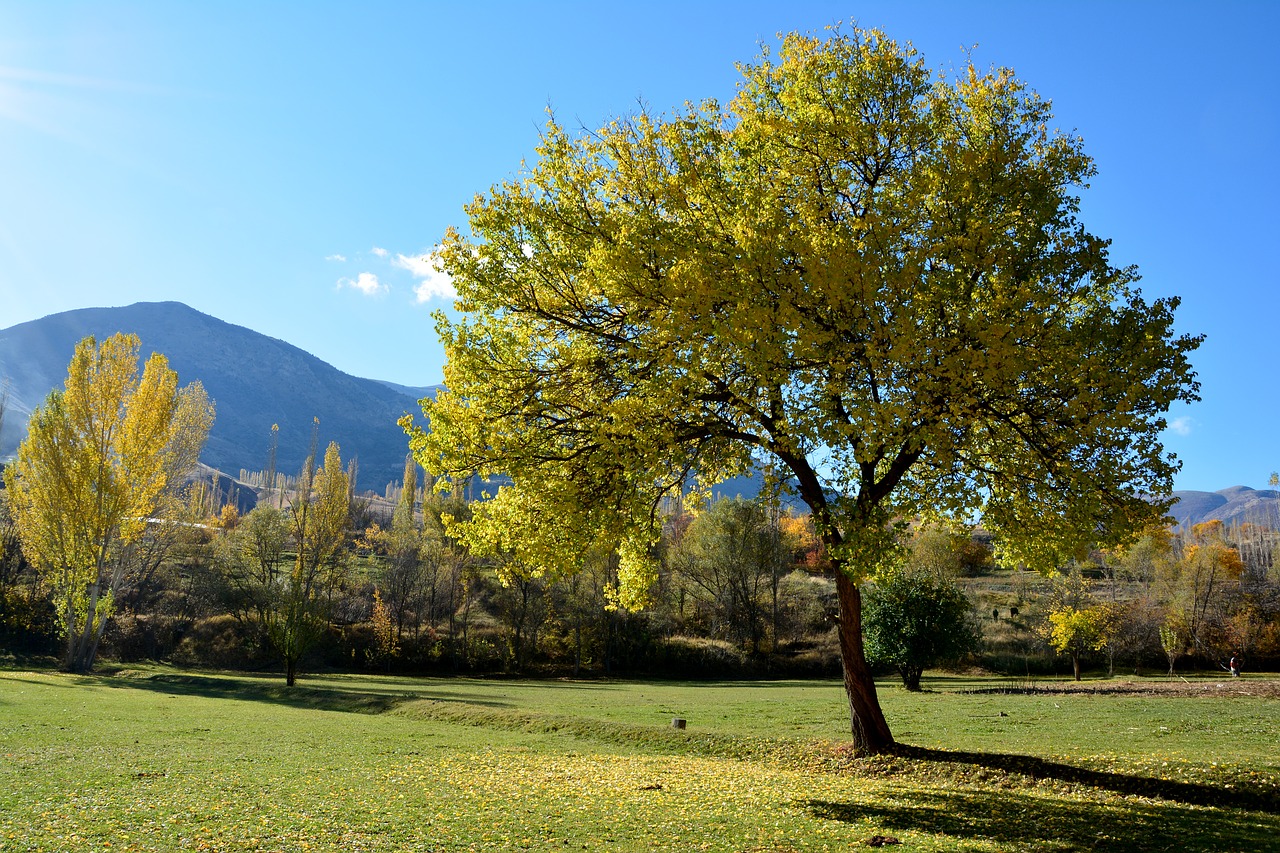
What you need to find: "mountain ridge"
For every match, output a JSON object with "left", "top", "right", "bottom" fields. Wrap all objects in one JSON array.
[
  {"left": 1168, "top": 486, "right": 1280, "bottom": 528},
  {"left": 0, "top": 302, "right": 441, "bottom": 491}
]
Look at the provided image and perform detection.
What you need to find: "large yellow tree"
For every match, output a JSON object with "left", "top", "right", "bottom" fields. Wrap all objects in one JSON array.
[
  {"left": 405, "top": 27, "right": 1201, "bottom": 753},
  {"left": 4, "top": 333, "right": 213, "bottom": 672}
]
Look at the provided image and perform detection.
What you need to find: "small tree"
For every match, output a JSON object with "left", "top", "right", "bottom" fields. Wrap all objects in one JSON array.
[
  {"left": 215, "top": 504, "right": 291, "bottom": 658},
  {"left": 1162, "top": 521, "right": 1244, "bottom": 663},
  {"left": 1046, "top": 604, "right": 1112, "bottom": 680},
  {"left": 863, "top": 566, "right": 981, "bottom": 691},
  {"left": 669, "top": 498, "right": 786, "bottom": 653},
  {"left": 4, "top": 334, "right": 212, "bottom": 672},
  {"left": 273, "top": 440, "right": 351, "bottom": 686},
  {"left": 369, "top": 588, "right": 399, "bottom": 670},
  {"left": 1159, "top": 621, "right": 1183, "bottom": 676},
  {"left": 379, "top": 455, "right": 429, "bottom": 642}
]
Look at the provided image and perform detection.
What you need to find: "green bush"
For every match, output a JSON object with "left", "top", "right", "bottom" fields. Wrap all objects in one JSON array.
[{"left": 171, "top": 614, "right": 263, "bottom": 669}]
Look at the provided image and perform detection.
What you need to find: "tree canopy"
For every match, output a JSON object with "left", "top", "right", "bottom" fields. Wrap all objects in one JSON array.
[{"left": 405, "top": 26, "right": 1201, "bottom": 753}]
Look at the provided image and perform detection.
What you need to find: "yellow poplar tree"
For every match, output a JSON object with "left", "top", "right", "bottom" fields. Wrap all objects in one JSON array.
[
  {"left": 4, "top": 333, "right": 213, "bottom": 672},
  {"left": 405, "top": 27, "right": 1201, "bottom": 753}
]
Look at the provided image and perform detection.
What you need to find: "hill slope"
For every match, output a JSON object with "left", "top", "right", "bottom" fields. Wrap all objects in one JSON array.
[
  {"left": 1167, "top": 486, "right": 1280, "bottom": 528},
  {"left": 0, "top": 302, "right": 440, "bottom": 491}
]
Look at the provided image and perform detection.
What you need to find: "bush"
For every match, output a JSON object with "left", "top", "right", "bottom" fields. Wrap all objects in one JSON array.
[
  {"left": 864, "top": 568, "right": 983, "bottom": 690},
  {"left": 647, "top": 635, "right": 752, "bottom": 678},
  {"left": 0, "top": 588, "right": 60, "bottom": 655},
  {"left": 171, "top": 615, "right": 263, "bottom": 670},
  {"left": 102, "top": 615, "right": 186, "bottom": 662}
]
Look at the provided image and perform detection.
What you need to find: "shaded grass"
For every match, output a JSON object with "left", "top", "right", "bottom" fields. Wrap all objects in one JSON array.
[
  {"left": 803, "top": 787, "right": 1276, "bottom": 853},
  {"left": 2, "top": 666, "right": 1278, "bottom": 851}
]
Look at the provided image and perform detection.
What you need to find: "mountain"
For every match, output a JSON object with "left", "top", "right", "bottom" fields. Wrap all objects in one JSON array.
[
  {"left": 0, "top": 302, "right": 441, "bottom": 492},
  {"left": 1167, "top": 486, "right": 1280, "bottom": 528}
]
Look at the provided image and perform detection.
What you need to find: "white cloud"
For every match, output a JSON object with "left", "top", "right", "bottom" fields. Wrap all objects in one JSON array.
[
  {"left": 392, "top": 253, "right": 435, "bottom": 278},
  {"left": 338, "top": 272, "right": 388, "bottom": 297},
  {"left": 371, "top": 246, "right": 389, "bottom": 258},
  {"left": 395, "top": 252, "right": 457, "bottom": 302},
  {"left": 1169, "top": 416, "right": 1193, "bottom": 437},
  {"left": 325, "top": 253, "right": 346, "bottom": 262}
]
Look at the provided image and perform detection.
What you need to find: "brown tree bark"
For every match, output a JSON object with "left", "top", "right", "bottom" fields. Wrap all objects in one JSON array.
[{"left": 835, "top": 572, "right": 895, "bottom": 754}]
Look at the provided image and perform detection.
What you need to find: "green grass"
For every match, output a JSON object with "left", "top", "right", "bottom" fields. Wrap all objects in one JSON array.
[{"left": 2, "top": 666, "right": 1278, "bottom": 851}]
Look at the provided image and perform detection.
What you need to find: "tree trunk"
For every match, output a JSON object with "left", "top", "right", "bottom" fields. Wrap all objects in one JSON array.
[
  {"left": 65, "top": 595, "right": 102, "bottom": 673},
  {"left": 835, "top": 572, "right": 895, "bottom": 754}
]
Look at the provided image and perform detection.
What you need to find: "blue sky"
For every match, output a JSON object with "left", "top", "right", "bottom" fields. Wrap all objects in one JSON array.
[{"left": 0, "top": 1, "right": 1276, "bottom": 493}]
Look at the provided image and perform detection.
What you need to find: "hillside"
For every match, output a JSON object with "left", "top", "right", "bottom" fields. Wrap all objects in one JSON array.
[
  {"left": 0, "top": 302, "right": 441, "bottom": 491},
  {"left": 1168, "top": 486, "right": 1280, "bottom": 528}
]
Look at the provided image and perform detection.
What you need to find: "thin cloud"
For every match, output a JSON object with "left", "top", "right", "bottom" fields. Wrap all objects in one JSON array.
[
  {"left": 338, "top": 272, "right": 388, "bottom": 297},
  {"left": 395, "top": 252, "right": 457, "bottom": 302},
  {"left": 325, "top": 253, "right": 346, "bottom": 262},
  {"left": 1169, "top": 416, "right": 1193, "bottom": 437},
  {"left": 0, "top": 64, "right": 190, "bottom": 96},
  {"left": 371, "top": 246, "right": 389, "bottom": 258}
]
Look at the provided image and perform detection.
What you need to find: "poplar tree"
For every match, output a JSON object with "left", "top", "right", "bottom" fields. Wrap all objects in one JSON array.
[
  {"left": 4, "top": 333, "right": 213, "bottom": 672},
  {"left": 272, "top": 440, "right": 350, "bottom": 686},
  {"left": 405, "top": 26, "right": 1201, "bottom": 753},
  {"left": 382, "top": 454, "right": 425, "bottom": 642}
]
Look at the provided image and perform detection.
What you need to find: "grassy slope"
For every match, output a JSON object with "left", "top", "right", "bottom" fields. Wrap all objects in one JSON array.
[{"left": 2, "top": 667, "right": 1278, "bottom": 852}]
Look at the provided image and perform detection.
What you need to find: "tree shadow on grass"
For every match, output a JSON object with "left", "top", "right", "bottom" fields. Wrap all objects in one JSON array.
[
  {"left": 803, "top": 786, "right": 1280, "bottom": 853},
  {"left": 886, "top": 744, "right": 1280, "bottom": 813},
  {"left": 94, "top": 671, "right": 514, "bottom": 714}
]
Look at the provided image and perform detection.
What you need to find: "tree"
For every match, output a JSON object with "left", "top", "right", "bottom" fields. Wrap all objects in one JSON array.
[
  {"left": 1107, "top": 523, "right": 1176, "bottom": 591},
  {"left": 404, "top": 27, "right": 1201, "bottom": 753},
  {"left": 669, "top": 498, "right": 787, "bottom": 653},
  {"left": 493, "top": 564, "right": 548, "bottom": 670},
  {"left": 1159, "top": 621, "right": 1183, "bottom": 676},
  {"left": 1046, "top": 604, "right": 1112, "bottom": 680},
  {"left": 369, "top": 588, "right": 399, "bottom": 670},
  {"left": 218, "top": 439, "right": 353, "bottom": 684},
  {"left": 380, "top": 455, "right": 429, "bottom": 642},
  {"left": 863, "top": 555, "right": 981, "bottom": 691},
  {"left": 274, "top": 440, "right": 351, "bottom": 686},
  {"left": 214, "top": 503, "right": 291, "bottom": 658},
  {"left": 1, "top": 486, "right": 59, "bottom": 653},
  {"left": 3, "top": 333, "right": 212, "bottom": 672},
  {"left": 1161, "top": 520, "right": 1244, "bottom": 665}
]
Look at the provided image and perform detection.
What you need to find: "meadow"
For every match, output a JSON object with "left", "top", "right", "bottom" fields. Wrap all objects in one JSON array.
[{"left": 1, "top": 667, "right": 1278, "bottom": 852}]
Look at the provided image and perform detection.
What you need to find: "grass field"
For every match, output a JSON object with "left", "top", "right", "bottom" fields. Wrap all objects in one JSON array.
[{"left": 2, "top": 667, "right": 1278, "bottom": 851}]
